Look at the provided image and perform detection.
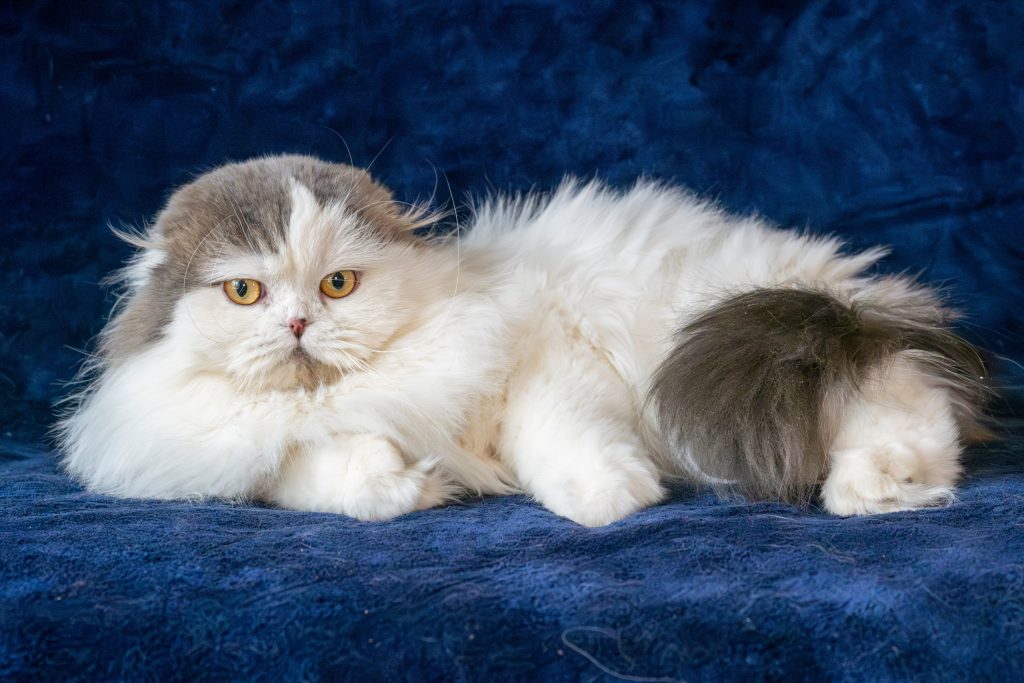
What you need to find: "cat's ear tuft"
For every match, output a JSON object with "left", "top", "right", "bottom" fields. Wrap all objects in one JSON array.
[
  {"left": 347, "top": 171, "right": 442, "bottom": 237},
  {"left": 289, "top": 157, "right": 443, "bottom": 237}
]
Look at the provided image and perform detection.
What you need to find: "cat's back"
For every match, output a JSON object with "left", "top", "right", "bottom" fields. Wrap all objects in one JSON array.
[
  {"left": 460, "top": 180, "right": 884, "bottom": 393},
  {"left": 465, "top": 179, "right": 884, "bottom": 314},
  {"left": 464, "top": 180, "right": 719, "bottom": 271},
  {"left": 458, "top": 181, "right": 729, "bottom": 397}
]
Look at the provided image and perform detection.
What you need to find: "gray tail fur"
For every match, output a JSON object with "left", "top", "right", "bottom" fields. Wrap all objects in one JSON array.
[{"left": 649, "top": 286, "right": 990, "bottom": 505}]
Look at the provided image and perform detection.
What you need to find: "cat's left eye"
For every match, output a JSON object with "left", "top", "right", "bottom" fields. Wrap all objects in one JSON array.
[{"left": 320, "top": 270, "right": 359, "bottom": 299}]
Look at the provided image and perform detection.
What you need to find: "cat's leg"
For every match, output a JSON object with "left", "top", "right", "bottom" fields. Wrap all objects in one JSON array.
[
  {"left": 501, "top": 345, "right": 665, "bottom": 527},
  {"left": 268, "top": 433, "right": 449, "bottom": 520},
  {"left": 821, "top": 355, "right": 963, "bottom": 515}
]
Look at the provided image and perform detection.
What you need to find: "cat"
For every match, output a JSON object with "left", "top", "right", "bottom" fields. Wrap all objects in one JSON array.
[{"left": 57, "top": 154, "right": 989, "bottom": 526}]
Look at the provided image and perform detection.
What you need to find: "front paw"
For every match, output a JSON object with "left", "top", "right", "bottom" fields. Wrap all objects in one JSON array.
[
  {"left": 534, "top": 445, "right": 665, "bottom": 527},
  {"left": 333, "top": 435, "right": 429, "bottom": 521},
  {"left": 272, "top": 434, "right": 447, "bottom": 520}
]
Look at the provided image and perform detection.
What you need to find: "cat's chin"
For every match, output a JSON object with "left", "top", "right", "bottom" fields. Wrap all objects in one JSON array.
[
  {"left": 289, "top": 347, "right": 315, "bottom": 363},
  {"left": 236, "top": 350, "right": 345, "bottom": 393},
  {"left": 287, "top": 351, "right": 344, "bottom": 391}
]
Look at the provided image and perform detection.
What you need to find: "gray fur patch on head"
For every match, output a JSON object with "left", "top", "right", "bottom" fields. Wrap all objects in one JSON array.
[
  {"left": 101, "top": 155, "right": 419, "bottom": 361},
  {"left": 650, "top": 286, "right": 989, "bottom": 505}
]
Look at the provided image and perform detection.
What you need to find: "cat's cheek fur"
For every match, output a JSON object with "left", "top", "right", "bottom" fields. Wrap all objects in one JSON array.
[
  {"left": 166, "top": 290, "right": 293, "bottom": 391},
  {"left": 58, "top": 339, "right": 295, "bottom": 500}
]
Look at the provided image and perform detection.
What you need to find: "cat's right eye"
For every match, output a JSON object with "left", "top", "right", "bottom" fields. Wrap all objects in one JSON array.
[{"left": 223, "top": 278, "right": 262, "bottom": 305}]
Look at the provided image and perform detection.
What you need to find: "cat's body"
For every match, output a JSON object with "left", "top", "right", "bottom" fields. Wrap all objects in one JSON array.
[{"left": 59, "top": 155, "right": 987, "bottom": 525}]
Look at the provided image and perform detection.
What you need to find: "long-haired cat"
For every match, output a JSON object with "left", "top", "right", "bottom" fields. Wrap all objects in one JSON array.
[{"left": 58, "top": 155, "right": 988, "bottom": 525}]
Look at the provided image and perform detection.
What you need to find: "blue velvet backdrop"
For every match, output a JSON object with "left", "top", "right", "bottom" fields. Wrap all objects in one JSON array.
[{"left": 2, "top": 1, "right": 1022, "bottom": 680}]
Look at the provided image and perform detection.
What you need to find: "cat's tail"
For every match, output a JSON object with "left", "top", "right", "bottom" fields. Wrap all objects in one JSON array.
[{"left": 648, "top": 283, "right": 990, "bottom": 505}]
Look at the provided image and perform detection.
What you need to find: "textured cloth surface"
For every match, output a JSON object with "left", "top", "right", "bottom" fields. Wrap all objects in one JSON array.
[
  {"left": 3, "top": 435, "right": 1024, "bottom": 681},
  {"left": 2, "top": 0, "right": 1023, "bottom": 680}
]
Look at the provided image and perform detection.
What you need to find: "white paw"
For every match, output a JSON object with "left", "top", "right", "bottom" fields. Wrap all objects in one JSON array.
[
  {"left": 337, "top": 436, "right": 428, "bottom": 521},
  {"left": 272, "top": 434, "right": 448, "bottom": 521},
  {"left": 821, "top": 442, "right": 958, "bottom": 516},
  {"left": 536, "top": 445, "right": 665, "bottom": 527}
]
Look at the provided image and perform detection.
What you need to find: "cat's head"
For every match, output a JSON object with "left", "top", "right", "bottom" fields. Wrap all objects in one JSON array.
[{"left": 103, "top": 155, "right": 451, "bottom": 391}]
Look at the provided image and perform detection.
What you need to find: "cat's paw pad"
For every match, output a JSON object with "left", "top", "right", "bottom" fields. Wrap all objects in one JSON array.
[
  {"left": 540, "top": 447, "right": 665, "bottom": 527},
  {"left": 821, "top": 442, "right": 956, "bottom": 516}
]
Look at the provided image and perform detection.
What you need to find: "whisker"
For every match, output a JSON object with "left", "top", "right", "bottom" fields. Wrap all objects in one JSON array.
[
  {"left": 364, "top": 137, "right": 393, "bottom": 176},
  {"left": 324, "top": 127, "right": 356, "bottom": 168},
  {"left": 181, "top": 216, "right": 237, "bottom": 345}
]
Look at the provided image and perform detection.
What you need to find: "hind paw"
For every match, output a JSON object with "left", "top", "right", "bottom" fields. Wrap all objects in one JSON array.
[{"left": 821, "top": 442, "right": 957, "bottom": 516}]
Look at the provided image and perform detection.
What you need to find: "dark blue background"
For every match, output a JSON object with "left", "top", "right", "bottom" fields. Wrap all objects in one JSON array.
[{"left": 2, "top": 1, "right": 1022, "bottom": 680}]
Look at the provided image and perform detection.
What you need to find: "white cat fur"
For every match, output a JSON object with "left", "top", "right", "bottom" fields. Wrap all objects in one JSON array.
[{"left": 60, "top": 160, "right": 977, "bottom": 525}]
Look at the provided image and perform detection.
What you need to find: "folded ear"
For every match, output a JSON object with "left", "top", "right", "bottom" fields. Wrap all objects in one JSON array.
[
  {"left": 345, "top": 168, "right": 438, "bottom": 236},
  {"left": 286, "top": 157, "right": 437, "bottom": 237}
]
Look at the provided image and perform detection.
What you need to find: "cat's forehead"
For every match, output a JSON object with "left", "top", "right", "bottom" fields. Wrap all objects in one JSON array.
[
  {"left": 206, "top": 181, "right": 385, "bottom": 282},
  {"left": 152, "top": 155, "right": 407, "bottom": 283}
]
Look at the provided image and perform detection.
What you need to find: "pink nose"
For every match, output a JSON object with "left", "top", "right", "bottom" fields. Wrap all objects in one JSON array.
[{"left": 288, "top": 318, "right": 307, "bottom": 338}]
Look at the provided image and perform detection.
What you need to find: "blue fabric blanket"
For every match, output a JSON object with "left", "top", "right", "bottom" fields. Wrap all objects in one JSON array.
[{"left": 2, "top": 1, "right": 1022, "bottom": 680}]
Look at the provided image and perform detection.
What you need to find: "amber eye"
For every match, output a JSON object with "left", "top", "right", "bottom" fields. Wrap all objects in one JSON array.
[
  {"left": 223, "top": 278, "right": 262, "bottom": 305},
  {"left": 320, "top": 270, "right": 358, "bottom": 299}
]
